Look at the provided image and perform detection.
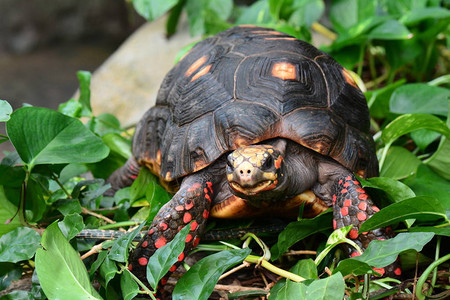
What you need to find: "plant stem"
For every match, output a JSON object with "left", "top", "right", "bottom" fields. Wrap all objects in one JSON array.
[
  {"left": 311, "top": 22, "right": 337, "bottom": 41},
  {"left": 357, "top": 42, "right": 367, "bottom": 78},
  {"left": 415, "top": 252, "right": 450, "bottom": 300},
  {"left": 245, "top": 255, "right": 305, "bottom": 282},
  {"left": 121, "top": 265, "right": 156, "bottom": 299},
  {"left": 52, "top": 174, "right": 72, "bottom": 198}
]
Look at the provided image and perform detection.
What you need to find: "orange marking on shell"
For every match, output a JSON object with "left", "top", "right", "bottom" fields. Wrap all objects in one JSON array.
[
  {"left": 358, "top": 201, "right": 367, "bottom": 211},
  {"left": 349, "top": 228, "right": 359, "bottom": 239},
  {"left": 191, "top": 64, "right": 212, "bottom": 82},
  {"left": 141, "top": 241, "right": 148, "bottom": 248},
  {"left": 185, "top": 56, "right": 207, "bottom": 77},
  {"left": 183, "top": 212, "right": 192, "bottom": 223},
  {"left": 138, "top": 257, "right": 148, "bottom": 266},
  {"left": 271, "top": 62, "right": 297, "bottom": 80},
  {"left": 155, "top": 237, "right": 167, "bottom": 249},
  {"left": 169, "top": 265, "right": 177, "bottom": 272},
  {"left": 265, "top": 37, "right": 297, "bottom": 41},
  {"left": 344, "top": 199, "right": 352, "bottom": 207},
  {"left": 394, "top": 268, "right": 402, "bottom": 276},
  {"left": 185, "top": 234, "right": 193, "bottom": 243},
  {"left": 342, "top": 68, "right": 358, "bottom": 88},
  {"left": 252, "top": 30, "right": 283, "bottom": 35},
  {"left": 340, "top": 207, "right": 349, "bottom": 216},
  {"left": 274, "top": 156, "right": 283, "bottom": 169},
  {"left": 178, "top": 252, "right": 185, "bottom": 262},
  {"left": 190, "top": 220, "right": 198, "bottom": 231},
  {"left": 357, "top": 212, "right": 367, "bottom": 221}
]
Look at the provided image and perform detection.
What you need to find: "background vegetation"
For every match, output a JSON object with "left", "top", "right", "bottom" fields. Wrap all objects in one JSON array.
[{"left": 0, "top": 0, "right": 449, "bottom": 299}]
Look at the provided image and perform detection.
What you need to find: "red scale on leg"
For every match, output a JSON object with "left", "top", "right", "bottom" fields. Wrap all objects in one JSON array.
[
  {"left": 358, "top": 193, "right": 368, "bottom": 200},
  {"left": 206, "top": 181, "right": 213, "bottom": 193},
  {"left": 159, "top": 222, "right": 168, "bottom": 231},
  {"left": 353, "top": 180, "right": 359, "bottom": 185},
  {"left": 358, "top": 201, "right": 367, "bottom": 211},
  {"left": 373, "top": 267, "right": 385, "bottom": 277},
  {"left": 372, "top": 206, "right": 380, "bottom": 212},
  {"left": 130, "top": 174, "right": 138, "bottom": 180},
  {"left": 178, "top": 252, "right": 185, "bottom": 262},
  {"left": 394, "top": 268, "right": 402, "bottom": 276},
  {"left": 355, "top": 188, "right": 365, "bottom": 193},
  {"left": 340, "top": 188, "right": 348, "bottom": 193},
  {"left": 357, "top": 212, "right": 367, "bottom": 221},
  {"left": 185, "top": 200, "right": 194, "bottom": 210},
  {"left": 345, "top": 176, "right": 352, "bottom": 181},
  {"left": 333, "top": 219, "right": 337, "bottom": 230},
  {"left": 169, "top": 265, "right": 177, "bottom": 272},
  {"left": 175, "top": 205, "right": 185, "bottom": 211},
  {"left": 155, "top": 236, "right": 167, "bottom": 249},
  {"left": 138, "top": 257, "right": 148, "bottom": 266},
  {"left": 349, "top": 228, "right": 359, "bottom": 239},
  {"left": 193, "top": 237, "right": 201, "bottom": 247},
  {"left": 203, "top": 209, "right": 209, "bottom": 219},
  {"left": 148, "top": 228, "right": 154, "bottom": 235},
  {"left": 340, "top": 207, "right": 349, "bottom": 216},
  {"left": 344, "top": 199, "right": 352, "bottom": 207},
  {"left": 185, "top": 234, "right": 193, "bottom": 243},
  {"left": 205, "top": 194, "right": 212, "bottom": 202},
  {"left": 350, "top": 251, "right": 361, "bottom": 257},
  {"left": 332, "top": 194, "right": 336, "bottom": 205},
  {"left": 204, "top": 188, "right": 209, "bottom": 194},
  {"left": 187, "top": 182, "right": 201, "bottom": 192},
  {"left": 190, "top": 220, "right": 198, "bottom": 231},
  {"left": 343, "top": 182, "right": 350, "bottom": 187},
  {"left": 183, "top": 212, "right": 192, "bottom": 223},
  {"left": 338, "top": 180, "right": 343, "bottom": 185},
  {"left": 141, "top": 241, "right": 148, "bottom": 248}
]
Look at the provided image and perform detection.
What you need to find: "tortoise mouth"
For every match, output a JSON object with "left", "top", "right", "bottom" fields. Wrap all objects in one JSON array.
[{"left": 229, "top": 180, "right": 275, "bottom": 195}]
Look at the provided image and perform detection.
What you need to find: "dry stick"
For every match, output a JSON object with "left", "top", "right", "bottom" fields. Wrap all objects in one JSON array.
[
  {"left": 219, "top": 261, "right": 251, "bottom": 281},
  {"left": 81, "top": 207, "right": 115, "bottom": 224},
  {"left": 412, "top": 252, "right": 419, "bottom": 299},
  {"left": 283, "top": 250, "right": 317, "bottom": 256},
  {"left": 81, "top": 243, "right": 103, "bottom": 260},
  {"left": 214, "top": 284, "right": 267, "bottom": 293}
]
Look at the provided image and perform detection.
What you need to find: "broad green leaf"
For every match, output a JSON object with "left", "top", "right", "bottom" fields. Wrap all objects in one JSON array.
[
  {"left": 102, "top": 133, "right": 131, "bottom": 160},
  {"left": 133, "top": 0, "right": 179, "bottom": 21},
  {"left": 408, "top": 226, "right": 450, "bottom": 237},
  {"left": 273, "top": 279, "right": 306, "bottom": 300},
  {"left": 289, "top": 0, "right": 324, "bottom": 27},
  {"left": 0, "top": 262, "right": 22, "bottom": 290},
  {"left": 0, "top": 100, "right": 12, "bottom": 122},
  {"left": 359, "top": 196, "right": 447, "bottom": 233},
  {"left": 35, "top": 222, "right": 101, "bottom": 299},
  {"left": 25, "top": 176, "right": 47, "bottom": 222},
  {"left": 329, "top": 0, "right": 376, "bottom": 34},
  {"left": 379, "top": 146, "right": 421, "bottom": 179},
  {"left": 0, "top": 187, "right": 21, "bottom": 236},
  {"left": 305, "top": 273, "right": 345, "bottom": 300},
  {"left": 366, "top": 79, "right": 406, "bottom": 119},
  {"left": 426, "top": 105, "right": 450, "bottom": 180},
  {"left": 130, "top": 167, "right": 155, "bottom": 202},
  {"left": 172, "top": 248, "right": 251, "bottom": 300},
  {"left": 88, "top": 113, "right": 123, "bottom": 137},
  {"left": 290, "top": 259, "right": 318, "bottom": 280},
  {"left": 58, "top": 214, "right": 85, "bottom": 240},
  {"left": 401, "top": 7, "right": 450, "bottom": 25},
  {"left": 271, "top": 211, "right": 332, "bottom": 260},
  {"left": 121, "top": 270, "right": 139, "bottom": 300},
  {"left": 236, "top": 0, "right": 272, "bottom": 25},
  {"left": 367, "top": 20, "right": 413, "bottom": 40},
  {"left": 381, "top": 113, "right": 450, "bottom": 146},
  {"left": 147, "top": 181, "right": 171, "bottom": 221},
  {"left": 108, "top": 222, "right": 146, "bottom": 263},
  {"left": 6, "top": 107, "right": 109, "bottom": 169},
  {"left": 332, "top": 259, "right": 373, "bottom": 276},
  {"left": 350, "top": 232, "right": 434, "bottom": 268},
  {"left": 0, "top": 227, "right": 40, "bottom": 263},
  {"left": 146, "top": 223, "right": 191, "bottom": 289},
  {"left": 58, "top": 98, "right": 83, "bottom": 118},
  {"left": 0, "top": 290, "right": 34, "bottom": 299},
  {"left": 389, "top": 84, "right": 449, "bottom": 116},
  {"left": 411, "top": 129, "right": 441, "bottom": 151},
  {"left": 360, "top": 177, "right": 415, "bottom": 203},
  {"left": 90, "top": 250, "right": 107, "bottom": 278},
  {"left": 99, "top": 256, "right": 118, "bottom": 287},
  {"left": 186, "top": 0, "right": 207, "bottom": 36},
  {"left": 77, "top": 71, "right": 92, "bottom": 117},
  {"left": 404, "top": 164, "right": 450, "bottom": 214}
]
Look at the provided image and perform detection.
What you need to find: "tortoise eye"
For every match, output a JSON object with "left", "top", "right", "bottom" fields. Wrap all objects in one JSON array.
[
  {"left": 226, "top": 158, "right": 234, "bottom": 169},
  {"left": 262, "top": 155, "right": 273, "bottom": 170}
]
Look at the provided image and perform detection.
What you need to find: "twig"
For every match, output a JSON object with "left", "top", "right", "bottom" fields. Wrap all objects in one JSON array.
[
  {"left": 283, "top": 250, "right": 317, "bottom": 256},
  {"left": 81, "top": 243, "right": 103, "bottom": 260},
  {"left": 81, "top": 207, "right": 115, "bottom": 224},
  {"left": 413, "top": 252, "right": 419, "bottom": 299},
  {"left": 219, "top": 261, "right": 251, "bottom": 280}
]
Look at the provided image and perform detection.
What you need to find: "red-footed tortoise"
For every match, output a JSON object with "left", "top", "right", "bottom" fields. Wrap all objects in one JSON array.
[{"left": 107, "top": 25, "right": 400, "bottom": 287}]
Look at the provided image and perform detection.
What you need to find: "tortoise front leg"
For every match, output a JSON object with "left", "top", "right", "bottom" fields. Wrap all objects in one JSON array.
[
  {"left": 332, "top": 173, "right": 401, "bottom": 277},
  {"left": 128, "top": 170, "right": 219, "bottom": 286}
]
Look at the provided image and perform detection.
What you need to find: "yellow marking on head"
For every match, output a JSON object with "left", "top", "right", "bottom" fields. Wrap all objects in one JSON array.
[
  {"left": 262, "top": 172, "right": 277, "bottom": 181},
  {"left": 191, "top": 64, "right": 212, "bottom": 82},
  {"left": 274, "top": 155, "right": 283, "bottom": 169},
  {"left": 249, "top": 154, "right": 261, "bottom": 167},
  {"left": 185, "top": 56, "right": 207, "bottom": 77},
  {"left": 272, "top": 62, "right": 297, "bottom": 80},
  {"left": 234, "top": 155, "right": 244, "bottom": 168},
  {"left": 342, "top": 68, "right": 358, "bottom": 88}
]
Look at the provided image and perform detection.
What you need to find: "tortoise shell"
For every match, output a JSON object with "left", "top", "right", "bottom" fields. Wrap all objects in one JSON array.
[{"left": 133, "top": 26, "right": 378, "bottom": 183}]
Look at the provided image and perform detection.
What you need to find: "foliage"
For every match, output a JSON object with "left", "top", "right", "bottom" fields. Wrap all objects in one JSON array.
[{"left": 0, "top": 0, "right": 449, "bottom": 299}]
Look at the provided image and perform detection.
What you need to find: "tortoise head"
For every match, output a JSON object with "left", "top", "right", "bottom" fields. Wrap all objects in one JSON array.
[{"left": 226, "top": 142, "right": 286, "bottom": 205}]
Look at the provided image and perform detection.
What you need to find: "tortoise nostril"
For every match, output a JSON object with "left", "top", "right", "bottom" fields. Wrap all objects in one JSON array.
[{"left": 240, "top": 170, "right": 244, "bottom": 175}]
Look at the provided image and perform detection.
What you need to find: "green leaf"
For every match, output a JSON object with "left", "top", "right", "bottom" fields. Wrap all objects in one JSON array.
[
  {"left": 408, "top": 226, "right": 450, "bottom": 237},
  {"left": 236, "top": 0, "right": 272, "bottom": 25},
  {"left": 147, "top": 181, "right": 171, "bottom": 221},
  {"left": 90, "top": 113, "right": 123, "bottom": 137},
  {"left": 289, "top": 0, "right": 324, "bottom": 27},
  {"left": 108, "top": 221, "right": 145, "bottom": 263},
  {"left": 0, "top": 262, "right": 22, "bottom": 290},
  {"left": 77, "top": 71, "right": 92, "bottom": 117},
  {"left": 58, "top": 98, "right": 83, "bottom": 118},
  {"left": 379, "top": 146, "right": 421, "bottom": 179},
  {"left": 359, "top": 196, "right": 447, "bottom": 233},
  {"left": 102, "top": 133, "right": 131, "bottom": 160},
  {"left": 332, "top": 259, "right": 373, "bottom": 276},
  {"left": 6, "top": 107, "right": 109, "bottom": 169},
  {"left": 0, "top": 187, "right": 21, "bottom": 236},
  {"left": 381, "top": 113, "right": 450, "bottom": 146},
  {"left": 401, "top": 7, "right": 450, "bottom": 25},
  {"left": 290, "top": 259, "right": 318, "bottom": 280},
  {"left": 146, "top": 223, "right": 191, "bottom": 289},
  {"left": 329, "top": 0, "right": 376, "bottom": 34},
  {"left": 411, "top": 129, "right": 441, "bottom": 151},
  {"left": 90, "top": 250, "right": 107, "bottom": 278},
  {"left": 0, "top": 100, "right": 13, "bottom": 122},
  {"left": 120, "top": 270, "right": 139, "bottom": 300},
  {"left": 25, "top": 176, "right": 47, "bottom": 222},
  {"left": 58, "top": 214, "right": 85, "bottom": 240},
  {"left": 366, "top": 79, "right": 406, "bottom": 119},
  {"left": 172, "top": 248, "right": 251, "bottom": 300},
  {"left": 367, "top": 19, "right": 413, "bottom": 40},
  {"left": 360, "top": 176, "right": 415, "bottom": 203},
  {"left": 305, "top": 272, "right": 345, "bottom": 300},
  {"left": 271, "top": 211, "right": 332, "bottom": 260},
  {"left": 99, "top": 256, "right": 118, "bottom": 287},
  {"left": 0, "top": 227, "right": 40, "bottom": 263},
  {"left": 389, "top": 84, "right": 449, "bottom": 116},
  {"left": 35, "top": 222, "right": 101, "bottom": 299},
  {"left": 272, "top": 279, "right": 306, "bottom": 299},
  {"left": 349, "top": 232, "right": 434, "bottom": 268},
  {"left": 132, "top": 0, "right": 179, "bottom": 21}
]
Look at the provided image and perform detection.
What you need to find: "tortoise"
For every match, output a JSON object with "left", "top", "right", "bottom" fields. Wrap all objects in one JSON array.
[{"left": 107, "top": 25, "right": 400, "bottom": 285}]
